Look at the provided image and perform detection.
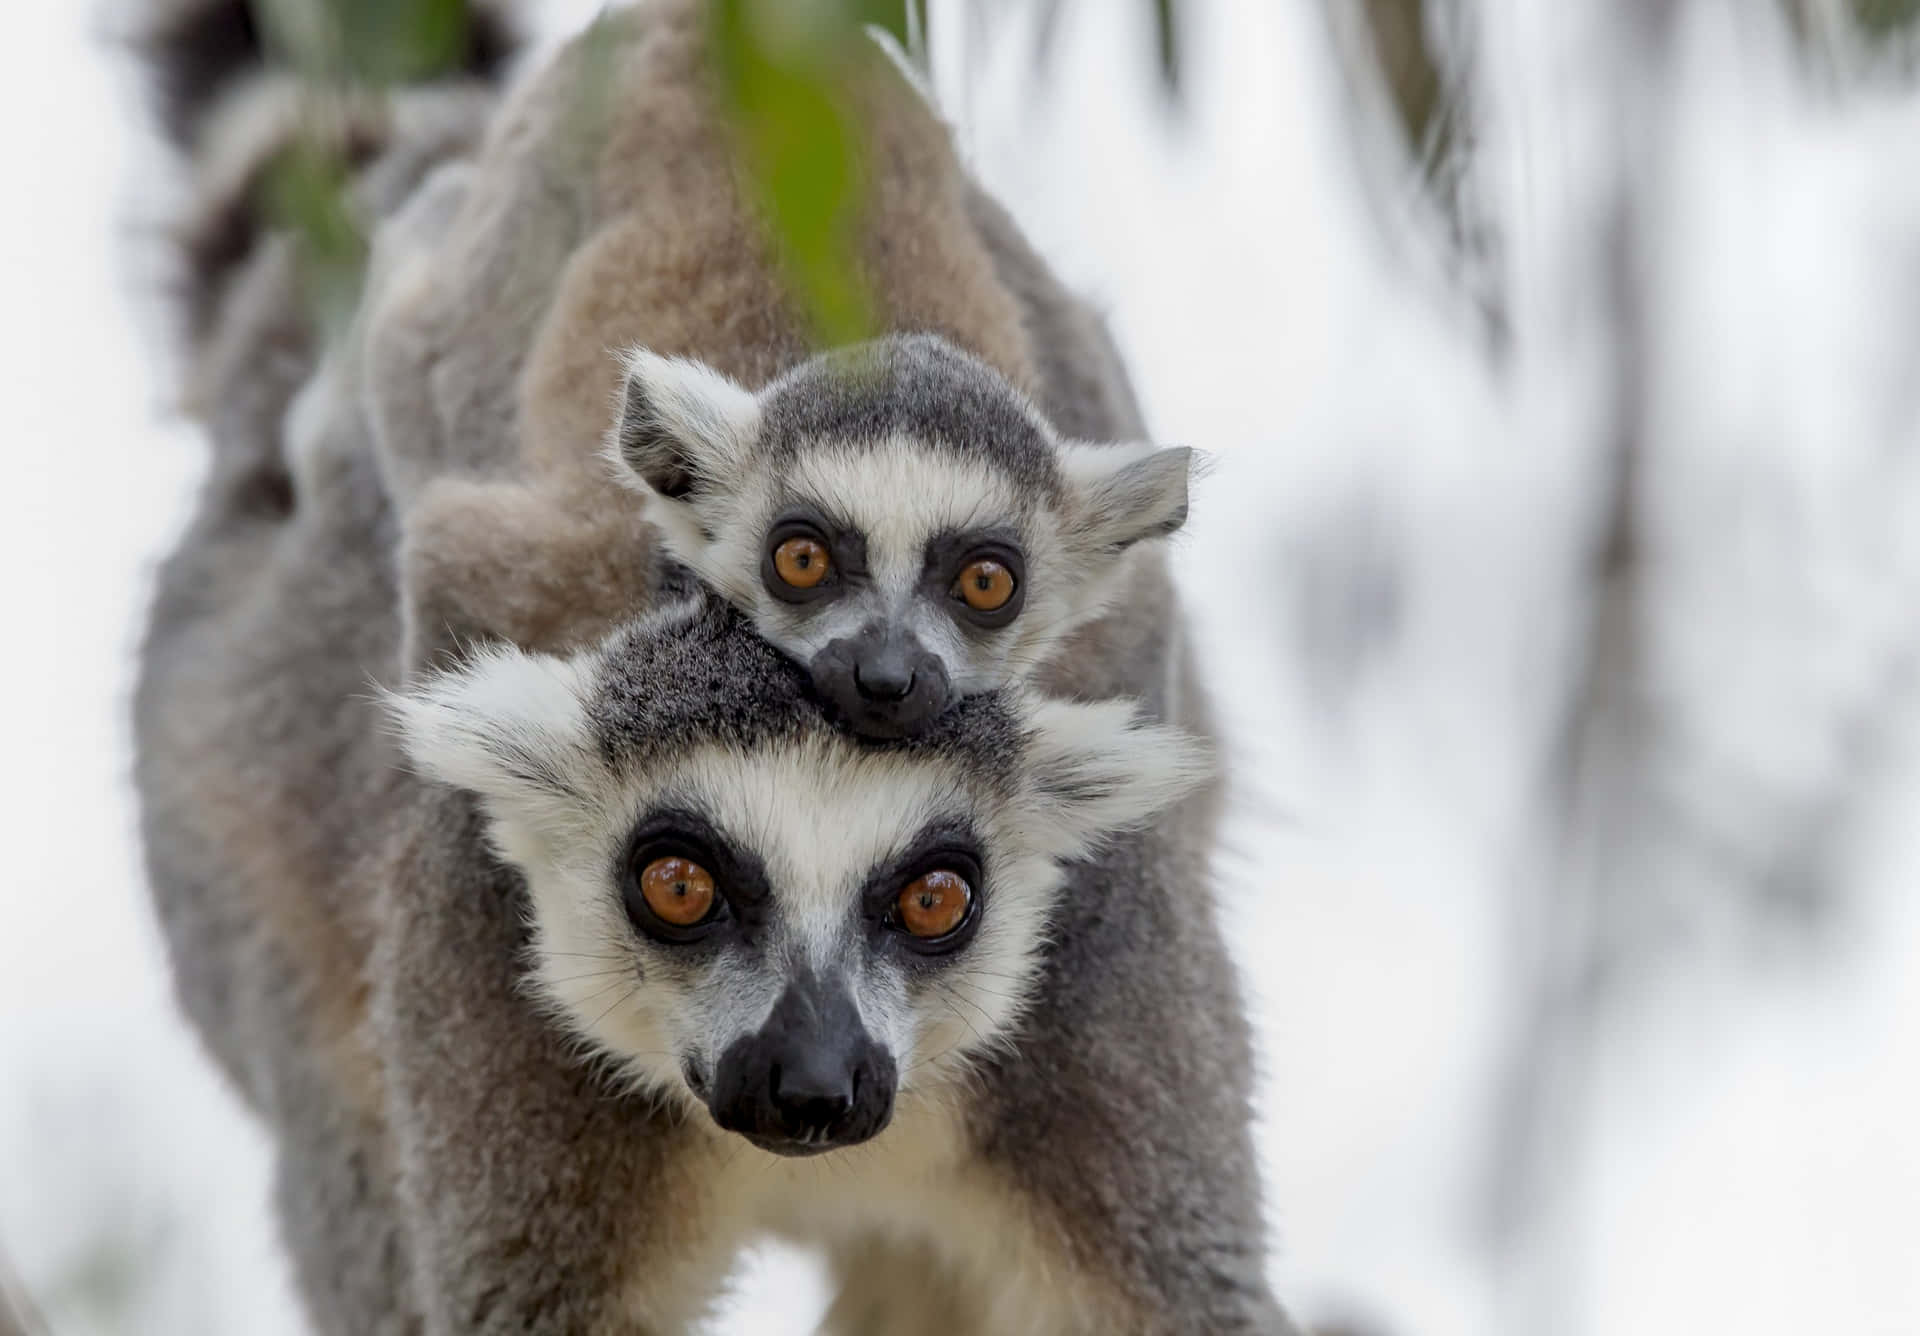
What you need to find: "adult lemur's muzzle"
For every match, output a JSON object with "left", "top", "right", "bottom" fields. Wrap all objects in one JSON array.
[{"left": 708, "top": 969, "right": 897, "bottom": 1155}]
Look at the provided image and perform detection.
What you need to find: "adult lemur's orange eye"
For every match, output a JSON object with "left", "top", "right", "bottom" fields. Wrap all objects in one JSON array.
[
  {"left": 895, "top": 869, "right": 972, "bottom": 939},
  {"left": 640, "top": 856, "right": 716, "bottom": 926},
  {"left": 773, "top": 536, "right": 831, "bottom": 588},
  {"left": 954, "top": 559, "right": 1015, "bottom": 612}
]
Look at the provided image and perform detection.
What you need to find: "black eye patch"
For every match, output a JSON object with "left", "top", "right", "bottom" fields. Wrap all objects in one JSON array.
[
  {"left": 922, "top": 528, "right": 1027, "bottom": 630},
  {"left": 617, "top": 807, "right": 774, "bottom": 944},
  {"left": 860, "top": 820, "right": 987, "bottom": 960},
  {"left": 761, "top": 506, "right": 869, "bottom": 605}
]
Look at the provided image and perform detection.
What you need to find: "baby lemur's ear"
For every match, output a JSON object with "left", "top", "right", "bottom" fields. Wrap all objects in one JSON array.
[
  {"left": 1014, "top": 698, "right": 1213, "bottom": 862},
  {"left": 1058, "top": 443, "right": 1197, "bottom": 555},
  {"left": 606, "top": 348, "right": 761, "bottom": 500}
]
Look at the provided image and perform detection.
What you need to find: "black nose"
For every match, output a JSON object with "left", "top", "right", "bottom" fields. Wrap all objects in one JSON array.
[
  {"left": 771, "top": 1061, "right": 853, "bottom": 1130},
  {"left": 854, "top": 651, "right": 914, "bottom": 700},
  {"left": 810, "top": 626, "right": 953, "bottom": 740},
  {"left": 710, "top": 970, "right": 897, "bottom": 1155}
]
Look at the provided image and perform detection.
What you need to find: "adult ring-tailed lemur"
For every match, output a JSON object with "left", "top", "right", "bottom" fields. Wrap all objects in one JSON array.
[{"left": 129, "top": 1, "right": 1298, "bottom": 1331}]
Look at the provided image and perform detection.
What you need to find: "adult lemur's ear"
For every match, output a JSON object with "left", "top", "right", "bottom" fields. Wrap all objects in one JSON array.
[
  {"left": 390, "top": 642, "right": 617, "bottom": 866},
  {"left": 389, "top": 645, "right": 601, "bottom": 816},
  {"left": 1058, "top": 443, "right": 1197, "bottom": 554},
  {"left": 606, "top": 348, "right": 761, "bottom": 499},
  {"left": 1015, "top": 698, "right": 1213, "bottom": 862}
]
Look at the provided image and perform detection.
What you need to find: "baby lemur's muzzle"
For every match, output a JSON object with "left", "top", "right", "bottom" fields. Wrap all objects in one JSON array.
[{"left": 809, "top": 625, "right": 952, "bottom": 740}]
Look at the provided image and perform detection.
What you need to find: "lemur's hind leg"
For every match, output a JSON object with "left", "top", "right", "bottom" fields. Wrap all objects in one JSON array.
[{"left": 397, "top": 475, "right": 665, "bottom": 675}]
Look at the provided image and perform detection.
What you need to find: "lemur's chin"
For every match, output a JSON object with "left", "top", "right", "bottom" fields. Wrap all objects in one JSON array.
[
  {"left": 707, "top": 1092, "right": 897, "bottom": 1157},
  {"left": 730, "top": 1124, "right": 890, "bottom": 1158}
]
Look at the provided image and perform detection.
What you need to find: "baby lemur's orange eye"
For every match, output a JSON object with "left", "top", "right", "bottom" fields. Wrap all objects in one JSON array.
[
  {"left": 639, "top": 856, "right": 716, "bottom": 926},
  {"left": 773, "top": 536, "right": 831, "bottom": 589},
  {"left": 895, "top": 869, "right": 972, "bottom": 939},
  {"left": 954, "top": 559, "right": 1015, "bottom": 613}
]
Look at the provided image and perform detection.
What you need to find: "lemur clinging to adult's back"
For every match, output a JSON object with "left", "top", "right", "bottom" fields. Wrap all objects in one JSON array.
[
  {"left": 608, "top": 334, "right": 1196, "bottom": 736},
  {"left": 130, "top": 1, "right": 1295, "bottom": 1331}
]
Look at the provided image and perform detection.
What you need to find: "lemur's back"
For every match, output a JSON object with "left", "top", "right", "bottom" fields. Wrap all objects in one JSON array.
[{"left": 131, "top": 3, "right": 1275, "bottom": 1331}]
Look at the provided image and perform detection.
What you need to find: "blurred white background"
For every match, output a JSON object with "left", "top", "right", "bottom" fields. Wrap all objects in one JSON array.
[{"left": 3, "top": 2, "right": 1918, "bottom": 1333}]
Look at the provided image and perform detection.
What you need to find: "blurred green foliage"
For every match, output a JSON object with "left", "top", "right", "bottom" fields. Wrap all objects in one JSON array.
[
  {"left": 248, "top": 0, "right": 1185, "bottom": 347},
  {"left": 248, "top": 0, "right": 483, "bottom": 334},
  {"left": 255, "top": 0, "right": 475, "bottom": 84},
  {"left": 1783, "top": 0, "right": 1920, "bottom": 62},
  {"left": 1853, "top": 0, "right": 1920, "bottom": 39},
  {"left": 706, "top": 0, "right": 914, "bottom": 345},
  {"left": 261, "top": 137, "right": 368, "bottom": 337},
  {"left": 697, "top": 0, "right": 1183, "bottom": 343}
]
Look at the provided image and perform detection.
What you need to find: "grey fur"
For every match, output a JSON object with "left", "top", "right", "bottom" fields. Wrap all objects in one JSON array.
[
  {"left": 758, "top": 334, "right": 1065, "bottom": 498},
  {"left": 587, "top": 594, "right": 1025, "bottom": 775},
  {"left": 129, "top": 2, "right": 1296, "bottom": 1332}
]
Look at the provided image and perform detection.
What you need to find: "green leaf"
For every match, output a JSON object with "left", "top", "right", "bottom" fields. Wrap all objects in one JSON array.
[{"left": 707, "top": 0, "right": 898, "bottom": 347}]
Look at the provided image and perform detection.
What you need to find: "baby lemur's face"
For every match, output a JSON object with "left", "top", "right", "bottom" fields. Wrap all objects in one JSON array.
[
  {"left": 396, "top": 597, "right": 1205, "bottom": 1157},
  {"left": 607, "top": 334, "right": 1193, "bottom": 739}
]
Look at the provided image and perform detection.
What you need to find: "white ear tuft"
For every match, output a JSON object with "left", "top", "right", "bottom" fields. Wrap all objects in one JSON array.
[
  {"left": 605, "top": 348, "right": 761, "bottom": 500},
  {"left": 389, "top": 644, "right": 600, "bottom": 811},
  {"left": 1018, "top": 698, "right": 1213, "bottom": 860},
  {"left": 1058, "top": 443, "right": 1196, "bottom": 555}
]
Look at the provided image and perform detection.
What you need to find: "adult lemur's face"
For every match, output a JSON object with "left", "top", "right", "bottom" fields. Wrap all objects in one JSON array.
[
  {"left": 608, "top": 334, "right": 1194, "bottom": 739},
  {"left": 395, "top": 596, "right": 1206, "bottom": 1157}
]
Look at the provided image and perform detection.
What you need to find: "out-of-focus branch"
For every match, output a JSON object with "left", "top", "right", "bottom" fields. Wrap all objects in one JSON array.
[
  {"left": 1150, "top": 0, "right": 1182, "bottom": 101},
  {"left": 1843, "top": 0, "right": 1920, "bottom": 39},
  {"left": 1484, "top": 2, "right": 1674, "bottom": 1326},
  {"left": 1356, "top": 0, "right": 1451, "bottom": 162},
  {"left": 0, "top": 1244, "right": 44, "bottom": 1336},
  {"left": 1319, "top": 0, "right": 1504, "bottom": 346},
  {"left": 1784, "top": 0, "right": 1920, "bottom": 71}
]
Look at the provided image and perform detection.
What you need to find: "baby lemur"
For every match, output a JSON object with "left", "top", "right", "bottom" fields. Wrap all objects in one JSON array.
[{"left": 610, "top": 333, "right": 1194, "bottom": 737}]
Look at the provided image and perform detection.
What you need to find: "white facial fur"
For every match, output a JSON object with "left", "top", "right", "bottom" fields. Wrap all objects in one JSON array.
[
  {"left": 392, "top": 634, "right": 1209, "bottom": 1122},
  {"left": 605, "top": 347, "right": 1194, "bottom": 698}
]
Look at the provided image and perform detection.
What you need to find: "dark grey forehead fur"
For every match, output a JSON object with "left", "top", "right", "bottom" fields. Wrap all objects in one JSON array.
[
  {"left": 755, "top": 333, "right": 1064, "bottom": 501},
  {"left": 588, "top": 590, "right": 1026, "bottom": 781}
]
